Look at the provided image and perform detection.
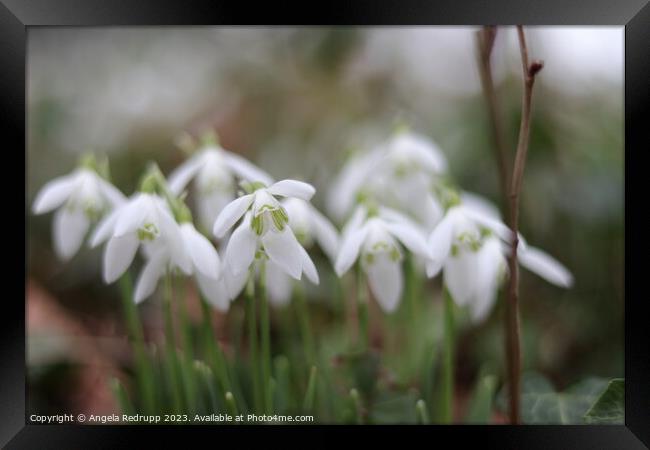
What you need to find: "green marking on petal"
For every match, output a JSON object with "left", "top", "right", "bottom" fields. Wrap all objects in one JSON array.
[
  {"left": 137, "top": 223, "right": 159, "bottom": 241},
  {"left": 364, "top": 252, "right": 375, "bottom": 265},
  {"left": 480, "top": 227, "right": 493, "bottom": 239},
  {"left": 271, "top": 209, "right": 286, "bottom": 232},
  {"left": 242, "top": 181, "right": 268, "bottom": 194},
  {"left": 251, "top": 214, "right": 265, "bottom": 236}
]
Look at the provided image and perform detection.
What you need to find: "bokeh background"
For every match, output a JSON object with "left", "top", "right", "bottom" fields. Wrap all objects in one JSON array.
[{"left": 26, "top": 27, "right": 623, "bottom": 419}]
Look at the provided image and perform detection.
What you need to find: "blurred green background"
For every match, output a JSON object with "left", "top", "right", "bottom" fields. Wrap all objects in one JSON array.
[{"left": 26, "top": 27, "right": 623, "bottom": 420}]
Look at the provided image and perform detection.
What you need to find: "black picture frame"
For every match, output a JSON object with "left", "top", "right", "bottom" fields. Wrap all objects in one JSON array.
[{"left": 5, "top": 0, "right": 649, "bottom": 447}]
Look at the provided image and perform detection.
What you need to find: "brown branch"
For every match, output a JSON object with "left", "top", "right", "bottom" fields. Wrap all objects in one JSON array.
[
  {"left": 476, "top": 26, "right": 511, "bottom": 210},
  {"left": 505, "top": 25, "right": 544, "bottom": 425}
]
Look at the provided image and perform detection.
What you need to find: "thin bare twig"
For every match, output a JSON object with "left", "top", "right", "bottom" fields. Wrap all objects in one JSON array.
[
  {"left": 476, "top": 26, "right": 511, "bottom": 209},
  {"left": 505, "top": 25, "right": 544, "bottom": 425}
]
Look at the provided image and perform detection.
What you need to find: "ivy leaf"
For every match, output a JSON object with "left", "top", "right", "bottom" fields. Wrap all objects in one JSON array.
[
  {"left": 584, "top": 378, "right": 624, "bottom": 424},
  {"left": 498, "top": 372, "right": 609, "bottom": 424}
]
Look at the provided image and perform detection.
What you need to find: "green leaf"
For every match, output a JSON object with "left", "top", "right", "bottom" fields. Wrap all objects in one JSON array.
[
  {"left": 368, "top": 391, "right": 418, "bottom": 424},
  {"left": 584, "top": 379, "right": 624, "bottom": 424},
  {"left": 498, "top": 372, "right": 608, "bottom": 424},
  {"left": 464, "top": 373, "right": 498, "bottom": 423}
]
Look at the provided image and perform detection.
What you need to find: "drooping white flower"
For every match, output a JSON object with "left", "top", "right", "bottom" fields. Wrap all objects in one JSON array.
[
  {"left": 335, "top": 204, "right": 432, "bottom": 313},
  {"left": 132, "top": 222, "right": 229, "bottom": 309},
  {"left": 327, "top": 130, "right": 448, "bottom": 228},
  {"left": 168, "top": 144, "right": 274, "bottom": 231},
  {"left": 32, "top": 167, "right": 126, "bottom": 261},
  {"left": 427, "top": 197, "right": 574, "bottom": 322},
  {"left": 90, "top": 192, "right": 192, "bottom": 284},
  {"left": 264, "top": 197, "right": 340, "bottom": 306},
  {"left": 213, "top": 180, "right": 320, "bottom": 293}
]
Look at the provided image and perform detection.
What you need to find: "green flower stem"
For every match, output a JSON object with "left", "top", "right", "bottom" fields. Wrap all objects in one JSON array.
[
  {"left": 163, "top": 274, "right": 184, "bottom": 414},
  {"left": 293, "top": 282, "right": 315, "bottom": 365},
  {"left": 176, "top": 278, "right": 194, "bottom": 361},
  {"left": 194, "top": 361, "right": 219, "bottom": 412},
  {"left": 110, "top": 378, "right": 135, "bottom": 416},
  {"left": 245, "top": 270, "right": 262, "bottom": 412},
  {"left": 176, "top": 277, "right": 198, "bottom": 412},
  {"left": 303, "top": 365, "right": 318, "bottom": 412},
  {"left": 349, "top": 388, "right": 363, "bottom": 424},
  {"left": 117, "top": 273, "right": 156, "bottom": 415},
  {"left": 259, "top": 260, "right": 273, "bottom": 414},
  {"left": 404, "top": 253, "right": 419, "bottom": 337},
  {"left": 441, "top": 285, "right": 455, "bottom": 423},
  {"left": 225, "top": 391, "right": 239, "bottom": 419},
  {"left": 273, "top": 355, "right": 291, "bottom": 413},
  {"left": 356, "top": 263, "right": 369, "bottom": 351},
  {"left": 199, "top": 296, "right": 232, "bottom": 396},
  {"left": 416, "top": 399, "right": 430, "bottom": 424}
]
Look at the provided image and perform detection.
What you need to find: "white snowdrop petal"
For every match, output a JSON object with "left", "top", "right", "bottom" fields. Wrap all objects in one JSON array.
[
  {"left": 518, "top": 246, "right": 574, "bottom": 288},
  {"left": 378, "top": 206, "right": 418, "bottom": 227},
  {"left": 471, "top": 238, "right": 505, "bottom": 322},
  {"left": 463, "top": 207, "right": 513, "bottom": 243},
  {"left": 421, "top": 193, "right": 445, "bottom": 229},
  {"left": 267, "top": 180, "right": 316, "bottom": 201},
  {"left": 168, "top": 152, "right": 206, "bottom": 194},
  {"left": 196, "top": 272, "right": 230, "bottom": 312},
  {"left": 426, "top": 260, "right": 443, "bottom": 278},
  {"left": 156, "top": 206, "right": 192, "bottom": 275},
  {"left": 394, "top": 133, "right": 447, "bottom": 173},
  {"left": 89, "top": 207, "right": 121, "bottom": 248},
  {"left": 340, "top": 205, "right": 368, "bottom": 238},
  {"left": 335, "top": 224, "right": 369, "bottom": 276},
  {"left": 224, "top": 264, "right": 248, "bottom": 300},
  {"left": 134, "top": 249, "right": 168, "bottom": 304},
  {"left": 443, "top": 251, "right": 479, "bottom": 307},
  {"left": 252, "top": 190, "right": 279, "bottom": 216},
  {"left": 225, "top": 219, "right": 257, "bottom": 276},
  {"left": 461, "top": 191, "right": 501, "bottom": 220},
  {"left": 52, "top": 207, "right": 90, "bottom": 261},
  {"left": 213, "top": 194, "right": 254, "bottom": 238},
  {"left": 326, "top": 149, "right": 384, "bottom": 222},
  {"left": 384, "top": 221, "right": 432, "bottom": 259},
  {"left": 223, "top": 151, "right": 274, "bottom": 186},
  {"left": 97, "top": 178, "right": 127, "bottom": 207},
  {"left": 114, "top": 195, "right": 148, "bottom": 237},
  {"left": 427, "top": 212, "right": 455, "bottom": 273},
  {"left": 32, "top": 174, "right": 78, "bottom": 214},
  {"left": 262, "top": 227, "right": 304, "bottom": 280},
  {"left": 365, "top": 254, "right": 403, "bottom": 313},
  {"left": 198, "top": 189, "right": 235, "bottom": 233},
  {"left": 103, "top": 234, "right": 139, "bottom": 283},
  {"left": 265, "top": 261, "right": 293, "bottom": 306},
  {"left": 299, "top": 246, "right": 319, "bottom": 284},
  {"left": 309, "top": 205, "right": 340, "bottom": 263},
  {"left": 181, "top": 224, "right": 221, "bottom": 279}
]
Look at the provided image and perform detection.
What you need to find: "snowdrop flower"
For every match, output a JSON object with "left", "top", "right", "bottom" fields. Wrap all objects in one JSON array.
[
  {"left": 132, "top": 221, "right": 228, "bottom": 308},
  {"left": 327, "top": 130, "right": 447, "bottom": 227},
  {"left": 90, "top": 192, "right": 192, "bottom": 284},
  {"left": 335, "top": 204, "right": 432, "bottom": 313},
  {"left": 213, "top": 180, "right": 320, "bottom": 290},
  {"left": 168, "top": 142, "right": 273, "bottom": 231},
  {"left": 265, "top": 197, "right": 340, "bottom": 305},
  {"left": 427, "top": 198, "right": 573, "bottom": 322},
  {"left": 32, "top": 166, "right": 126, "bottom": 261}
]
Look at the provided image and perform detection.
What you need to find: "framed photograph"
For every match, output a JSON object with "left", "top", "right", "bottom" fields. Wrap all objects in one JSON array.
[{"left": 5, "top": 0, "right": 649, "bottom": 447}]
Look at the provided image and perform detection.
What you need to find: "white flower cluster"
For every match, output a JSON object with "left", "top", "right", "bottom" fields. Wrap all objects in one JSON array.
[
  {"left": 329, "top": 128, "right": 573, "bottom": 320},
  {"left": 32, "top": 128, "right": 573, "bottom": 323}
]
